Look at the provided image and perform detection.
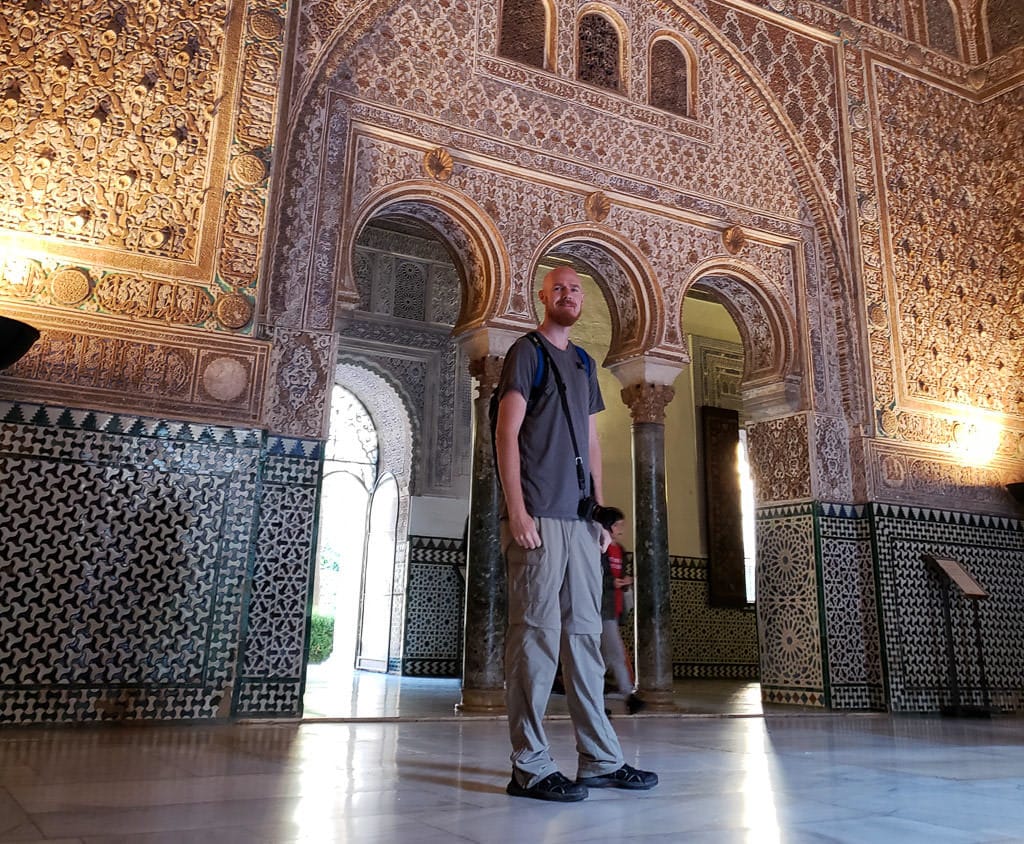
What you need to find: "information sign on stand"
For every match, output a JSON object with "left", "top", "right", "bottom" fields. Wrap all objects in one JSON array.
[{"left": 922, "top": 554, "right": 997, "bottom": 718}]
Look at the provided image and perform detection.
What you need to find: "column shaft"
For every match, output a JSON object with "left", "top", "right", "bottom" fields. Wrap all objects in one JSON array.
[
  {"left": 631, "top": 421, "right": 674, "bottom": 704},
  {"left": 459, "top": 358, "right": 506, "bottom": 712}
]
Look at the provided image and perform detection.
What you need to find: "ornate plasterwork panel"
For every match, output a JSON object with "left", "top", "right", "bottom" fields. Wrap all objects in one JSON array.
[
  {"left": 690, "top": 335, "right": 744, "bottom": 411},
  {"left": 335, "top": 362, "right": 413, "bottom": 490},
  {"left": 2, "top": 308, "right": 268, "bottom": 424},
  {"left": 262, "top": 327, "right": 335, "bottom": 437},
  {"left": 866, "top": 437, "right": 1021, "bottom": 513},
  {"left": 0, "top": 0, "right": 283, "bottom": 310},
  {"left": 723, "top": 0, "right": 1024, "bottom": 85},
  {"left": 701, "top": 4, "right": 847, "bottom": 246},
  {"left": 337, "top": 313, "right": 468, "bottom": 496},
  {"left": 0, "top": 0, "right": 287, "bottom": 428},
  {"left": 337, "top": 129, "right": 805, "bottom": 365},
  {"left": 870, "top": 63, "right": 1024, "bottom": 427},
  {"left": 270, "top": 0, "right": 834, "bottom": 340},
  {"left": 747, "top": 414, "right": 813, "bottom": 503}
]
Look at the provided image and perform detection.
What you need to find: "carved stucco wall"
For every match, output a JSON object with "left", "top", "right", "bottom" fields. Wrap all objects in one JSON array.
[
  {"left": 0, "top": 0, "right": 1020, "bottom": 722},
  {"left": 267, "top": 0, "right": 857, "bottom": 473},
  {"left": 0, "top": 0, "right": 287, "bottom": 426},
  {"left": 859, "top": 60, "right": 1024, "bottom": 509}
]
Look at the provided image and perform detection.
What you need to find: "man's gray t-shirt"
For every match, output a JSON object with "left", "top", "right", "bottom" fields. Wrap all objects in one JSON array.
[{"left": 497, "top": 332, "right": 604, "bottom": 519}]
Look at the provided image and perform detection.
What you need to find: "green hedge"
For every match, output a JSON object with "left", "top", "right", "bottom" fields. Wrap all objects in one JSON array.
[{"left": 308, "top": 613, "right": 335, "bottom": 664}]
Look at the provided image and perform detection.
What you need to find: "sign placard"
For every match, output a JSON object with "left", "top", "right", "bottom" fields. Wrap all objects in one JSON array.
[{"left": 923, "top": 554, "right": 989, "bottom": 599}]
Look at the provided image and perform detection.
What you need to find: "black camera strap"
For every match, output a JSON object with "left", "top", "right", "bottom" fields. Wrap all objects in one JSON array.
[{"left": 532, "top": 334, "right": 588, "bottom": 497}]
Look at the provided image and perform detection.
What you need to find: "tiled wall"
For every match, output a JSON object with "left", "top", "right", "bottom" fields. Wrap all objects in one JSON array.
[
  {"left": 818, "top": 504, "right": 885, "bottom": 710},
  {"left": 403, "top": 536, "right": 465, "bottom": 677},
  {"left": 401, "top": 539, "right": 761, "bottom": 683},
  {"left": 6, "top": 399, "right": 1019, "bottom": 722},
  {"left": 871, "top": 504, "right": 1024, "bottom": 713},
  {"left": 0, "top": 401, "right": 321, "bottom": 724},
  {"left": 669, "top": 556, "right": 759, "bottom": 680},
  {"left": 761, "top": 501, "right": 1024, "bottom": 713},
  {"left": 235, "top": 438, "right": 323, "bottom": 717},
  {"left": 756, "top": 504, "right": 825, "bottom": 706}
]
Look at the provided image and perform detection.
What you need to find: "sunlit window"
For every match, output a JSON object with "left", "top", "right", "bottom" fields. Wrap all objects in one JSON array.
[{"left": 738, "top": 429, "right": 756, "bottom": 603}]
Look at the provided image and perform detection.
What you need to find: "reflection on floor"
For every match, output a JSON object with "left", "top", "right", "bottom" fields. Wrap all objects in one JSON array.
[
  {"left": 301, "top": 664, "right": 766, "bottom": 720},
  {"left": 3, "top": 709, "right": 1024, "bottom": 842}
]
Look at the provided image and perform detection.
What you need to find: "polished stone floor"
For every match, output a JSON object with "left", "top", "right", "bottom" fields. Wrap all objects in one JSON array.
[{"left": 3, "top": 678, "right": 1024, "bottom": 843}]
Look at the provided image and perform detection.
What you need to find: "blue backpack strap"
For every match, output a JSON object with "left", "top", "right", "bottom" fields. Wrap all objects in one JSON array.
[
  {"left": 526, "top": 332, "right": 592, "bottom": 389},
  {"left": 525, "top": 332, "right": 546, "bottom": 391},
  {"left": 572, "top": 343, "right": 592, "bottom": 376}
]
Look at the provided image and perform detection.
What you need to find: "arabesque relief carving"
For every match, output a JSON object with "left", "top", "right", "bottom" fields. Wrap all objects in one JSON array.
[
  {"left": 872, "top": 65, "right": 1023, "bottom": 425},
  {"left": 0, "top": 0, "right": 228, "bottom": 260}
]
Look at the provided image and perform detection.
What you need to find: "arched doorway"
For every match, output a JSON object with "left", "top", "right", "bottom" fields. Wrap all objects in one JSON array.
[{"left": 356, "top": 473, "right": 399, "bottom": 671}]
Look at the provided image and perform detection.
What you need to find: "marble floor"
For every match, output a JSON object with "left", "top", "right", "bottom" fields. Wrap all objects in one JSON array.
[
  {"left": 301, "top": 666, "right": 766, "bottom": 720},
  {"left": 2, "top": 679, "right": 1024, "bottom": 843}
]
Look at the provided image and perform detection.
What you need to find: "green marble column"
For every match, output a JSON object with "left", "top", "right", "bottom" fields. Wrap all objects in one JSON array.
[
  {"left": 622, "top": 382, "right": 676, "bottom": 710},
  {"left": 458, "top": 356, "right": 507, "bottom": 712}
]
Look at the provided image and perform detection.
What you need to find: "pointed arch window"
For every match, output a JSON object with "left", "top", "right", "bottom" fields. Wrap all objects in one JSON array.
[
  {"left": 924, "top": 0, "right": 962, "bottom": 59},
  {"left": 984, "top": 0, "right": 1024, "bottom": 56},
  {"left": 577, "top": 12, "right": 622, "bottom": 92},
  {"left": 649, "top": 36, "right": 694, "bottom": 118},
  {"left": 498, "top": 0, "right": 551, "bottom": 70}
]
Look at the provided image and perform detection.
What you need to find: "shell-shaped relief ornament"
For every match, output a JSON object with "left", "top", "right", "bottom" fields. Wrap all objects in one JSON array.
[
  {"left": 423, "top": 147, "right": 454, "bottom": 181},
  {"left": 722, "top": 225, "right": 746, "bottom": 255},
  {"left": 584, "top": 191, "right": 611, "bottom": 223}
]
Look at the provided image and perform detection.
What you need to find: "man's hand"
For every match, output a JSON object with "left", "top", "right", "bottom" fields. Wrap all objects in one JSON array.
[
  {"left": 509, "top": 508, "right": 542, "bottom": 549},
  {"left": 599, "top": 526, "right": 611, "bottom": 552}
]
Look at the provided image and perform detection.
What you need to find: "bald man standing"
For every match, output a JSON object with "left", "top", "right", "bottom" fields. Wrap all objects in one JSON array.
[{"left": 494, "top": 266, "right": 658, "bottom": 802}]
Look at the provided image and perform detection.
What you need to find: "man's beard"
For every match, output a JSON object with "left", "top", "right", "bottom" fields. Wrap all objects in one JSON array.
[{"left": 547, "top": 305, "right": 580, "bottom": 327}]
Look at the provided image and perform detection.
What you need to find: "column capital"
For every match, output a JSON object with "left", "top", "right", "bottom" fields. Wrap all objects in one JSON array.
[
  {"left": 468, "top": 354, "right": 505, "bottom": 391},
  {"left": 621, "top": 382, "right": 675, "bottom": 424},
  {"left": 607, "top": 354, "right": 686, "bottom": 391},
  {"left": 456, "top": 323, "right": 528, "bottom": 360}
]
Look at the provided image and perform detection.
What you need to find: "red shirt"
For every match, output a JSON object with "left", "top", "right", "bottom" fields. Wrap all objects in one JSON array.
[{"left": 607, "top": 541, "right": 624, "bottom": 617}]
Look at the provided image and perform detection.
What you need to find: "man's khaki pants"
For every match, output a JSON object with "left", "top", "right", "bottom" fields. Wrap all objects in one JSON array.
[{"left": 503, "top": 516, "right": 625, "bottom": 788}]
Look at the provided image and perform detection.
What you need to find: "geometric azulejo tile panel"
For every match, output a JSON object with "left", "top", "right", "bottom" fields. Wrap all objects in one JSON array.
[
  {"left": 871, "top": 503, "right": 1024, "bottom": 713},
  {"left": 235, "top": 440, "right": 323, "bottom": 718},
  {"left": 756, "top": 504, "right": 825, "bottom": 707},
  {"left": 669, "top": 556, "right": 759, "bottom": 680},
  {"left": 402, "top": 536, "right": 465, "bottom": 677},
  {"left": 0, "top": 401, "right": 264, "bottom": 723},
  {"left": 817, "top": 503, "right": 886, "bottom": 710}
]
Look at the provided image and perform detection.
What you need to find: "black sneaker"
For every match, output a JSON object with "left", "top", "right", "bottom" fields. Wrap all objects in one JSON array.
[
  {"left": 507, "top": 771, "right": 588, "bottom": 802},
  {"left": 577, "top": 763, "right": 658, "bottom": 790},
  {"left": 626, "top": 694, "right": 647, "bottom": 715}
]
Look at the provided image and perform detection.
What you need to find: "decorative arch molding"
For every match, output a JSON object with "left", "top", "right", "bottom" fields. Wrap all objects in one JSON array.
[
  {"left": 533, "top": 224, "right": 662, "bottom": 364},
  {"left": 345, "top": 181, "right": 510, "bottom": 335},
  {"left": 686, "top": 258, "right": 803, "bottom": 414}
]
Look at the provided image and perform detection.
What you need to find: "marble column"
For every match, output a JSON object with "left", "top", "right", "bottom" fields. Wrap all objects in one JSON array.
[
  {"left": 621, "top": 382, "right": 676, "bottom": 710},
  {"left": 458, "top": 355, "right": 507, "bottom": 712}
]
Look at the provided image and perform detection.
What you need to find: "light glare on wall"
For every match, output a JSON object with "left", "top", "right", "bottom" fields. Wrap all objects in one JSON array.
[
  {"left": 0, "top": 250, "right": 32, "bottom": 289},
  {"left": 950, "top": 414, "right": 1002, "bottom": 467}
]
